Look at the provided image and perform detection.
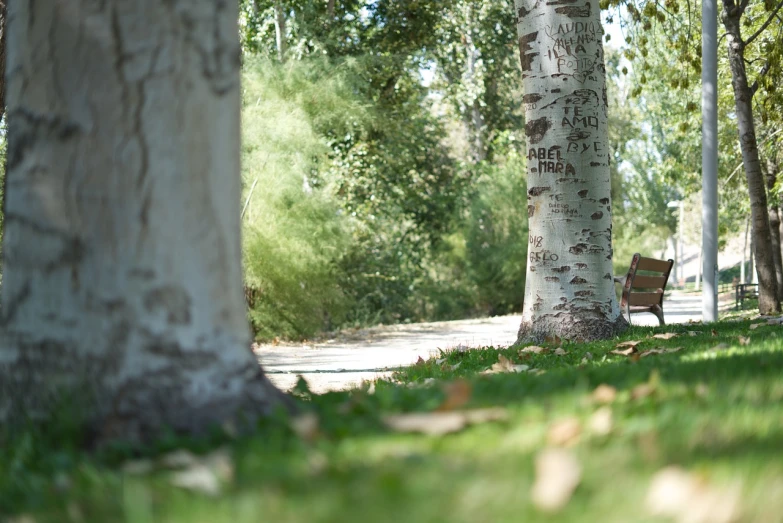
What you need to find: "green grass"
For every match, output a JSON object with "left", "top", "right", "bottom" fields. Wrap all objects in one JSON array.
[{"left": 3, "top": 319, "right": 783, "bottom": 522}]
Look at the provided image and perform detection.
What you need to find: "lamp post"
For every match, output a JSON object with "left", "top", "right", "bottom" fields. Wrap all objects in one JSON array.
[
  {"left": 702, "top": 0, "right": 719, "bottom": 321},
  {"left": 668, "top": 201, "right": 684, "bottom": 286}
]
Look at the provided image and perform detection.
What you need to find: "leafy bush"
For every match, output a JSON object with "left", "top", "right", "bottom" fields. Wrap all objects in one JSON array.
[
  {"left": 424, "top": 137, "right": 529, "bottom": 319},
  {"left": 240, "top": 58, "right": 360, "bottom": 339}
]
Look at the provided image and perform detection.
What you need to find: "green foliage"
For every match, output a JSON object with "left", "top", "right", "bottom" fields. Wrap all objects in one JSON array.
[
  {"left": 238, "top": 55, "right": 527, "bottom": 338},
  {"left": 240, "top": 58, "right": 358, "bottom": 339},
  {"left": 453, "top": 140, "right": 529, "bottom": 316}
]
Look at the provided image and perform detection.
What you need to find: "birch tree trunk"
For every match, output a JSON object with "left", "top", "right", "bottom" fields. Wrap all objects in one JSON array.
[
  {"left": 274, "top": 2, "right": 287, "bottom": 63},
  {"left": 0, "top": 0, "right": 290, "bottom": 440},
  {"left": 513, "top": 0, "right": 625, "bottom": 340},
  {"left": 721, "top": 1, "right": 780, "bottom": 314}
]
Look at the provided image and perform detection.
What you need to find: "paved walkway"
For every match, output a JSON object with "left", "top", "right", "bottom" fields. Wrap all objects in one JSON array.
[{"left": 257, "top": 291, "right": 704, "bottom": 393}]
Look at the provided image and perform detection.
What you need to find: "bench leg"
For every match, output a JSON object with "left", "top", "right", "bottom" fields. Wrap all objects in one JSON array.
[{"left": 652, "top": 305, "right": 665, "bottom": 326}]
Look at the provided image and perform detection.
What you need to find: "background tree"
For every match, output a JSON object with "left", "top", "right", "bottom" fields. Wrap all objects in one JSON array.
[
  {"left": 0, "top": 0, "right": 289, "bottom": 438},
  {"left": 720, "top": 0, "right": 782, "bottom": 313}
]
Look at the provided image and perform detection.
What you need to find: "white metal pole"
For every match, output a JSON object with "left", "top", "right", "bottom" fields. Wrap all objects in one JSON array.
[
  {"left": 702, "top": 0, "right": 719, "bottom": 321},
  {"left": 679, "top": 203, "right": 684, "bottom": 287}
]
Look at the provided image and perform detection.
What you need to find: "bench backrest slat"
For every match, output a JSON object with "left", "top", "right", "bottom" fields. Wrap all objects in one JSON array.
[
  {"left": 630, "top": 274, "right": 668, "bottom": 290},
  {"left": 629, "top": 291, "right": 664, "bottom": 306},
  {"left": 637, "top": 257, "right": 673, "bottom": 273}
]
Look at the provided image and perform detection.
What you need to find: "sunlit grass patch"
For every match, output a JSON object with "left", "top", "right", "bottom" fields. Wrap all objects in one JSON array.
[{"left": 3, "top": 319, "right": 783, "bottom": 522}]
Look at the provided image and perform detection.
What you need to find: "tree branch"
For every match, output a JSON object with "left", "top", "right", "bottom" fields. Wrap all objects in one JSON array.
[
  {"left": 750, "top": 61, "right": 771, "bottom": 96},
  {"left": 746, "top": 0, "right": 783, "bottom": 45}
]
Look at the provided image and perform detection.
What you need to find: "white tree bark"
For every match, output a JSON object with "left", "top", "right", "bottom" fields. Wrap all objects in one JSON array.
[
  {"left": 0, "top": 0, "right": 290, "bottom": 440},
  {"left": 513, "top": 0, "right": 625, "bottom": 340}
]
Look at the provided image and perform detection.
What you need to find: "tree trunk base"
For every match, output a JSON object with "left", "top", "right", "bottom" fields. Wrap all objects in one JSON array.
[
  {"left": 0, "top": 336, "right": 296, "bottom": 446},
  {"left": 516, "top": 313, "right": 628, "bottom": 343}
]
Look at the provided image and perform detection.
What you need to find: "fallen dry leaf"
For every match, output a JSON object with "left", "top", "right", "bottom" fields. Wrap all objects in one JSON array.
[
  {"left": 415, "top": 355, "right": 426, "bottom": 365},
  {"left": 609, "top": 347, "right": 637, "bottom": 356},
  {"left": 592, "top": 384, "right": 617, "bottom": 404},
  {"left": 531, "top": 449, "right": 582, "bottom": 513},
  {"left": 484, "top": 354, "right": 530, "bottom": 374},
  {"left": 652, "top": 333, "right": 678, "bottom": 340},
  {"left": 640, "top": 347, "right": 683, "bottom": 358},
  {"left": 588, "top": 407, "right": 613, "bottom": 436},
  {"left": 437, "top": 379, "right": 472, "bottom": 411},
  {"left": 749, "top": 323, "right": 763, "bottom": 330},
  {"left": 547, "top": 417, "right": 582, "bottom": 447},
  {"left": 645, "top": 466, "right": 742, "bottom": 523},
  {"left": 383, "top": 408, "right": 507, "bottom": 435},
  {"left": 632, "top": 383, "right": 656, "bottom": 400},
  {"left": 442, "top": 361, "right": 462, "bottom": 372},
  {"left": 435, "top": 357, "right": 447, "bottom": 365},
  {"left": 738, "top": 336, "right": 750, "bottom": 346},
  {"left": 616, "top": 340, "right": 643, "bottom": 349},
  {"left": 203, "top": 448, "right": 235, "bottom": 483},
  {"left": 711, "top": 329, "right": 718, "bottom": 336},
  {"left": 168, "top": 448, "right": 234, "bottom": 497},
  {"left": 687, "top": 331, "right": 701, "bottom": 337},
  {"left": 519, "top": 345, "right": 549, "bottom": 355},
  {"left": 160, "top": 449, "right": 199, "bottom": 469},
  {"left": 290, "top": 412, "right": 320, "bottom": 442},
  {"left": 631, "top": 370, "right": 660, "bottom": 400},
  {"left": 553, "top": 348, "right": 567, "bottom": 356},
  {"left": 170, "top": 465, "right": 221, "bottom": 496}
]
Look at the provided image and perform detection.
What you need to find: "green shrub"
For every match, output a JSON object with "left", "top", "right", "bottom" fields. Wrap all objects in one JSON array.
[{"left": 240, "top": 58, "right": 361, "bottom": 339}]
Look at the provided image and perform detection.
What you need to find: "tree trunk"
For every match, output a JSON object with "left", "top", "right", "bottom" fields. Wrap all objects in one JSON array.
[
  {"left": 513, "top": 0, "right": 626, "bottom": 340},
  {"left": 721, "top": 2, "right": 780, "bottom": 313},
  {"left": 463, "top": 9, "right": 486, "bottom": 163},
  {"left": 0, "top": 0, "right": 5, "bottom": 115},
  {"left": 0, "top": 0, "right": 291, "bottom": 441},
  {"left": 0, "top": 0, "right": 6, "bottom": 231},
  {"left": 275, "top": 2, "right": 287, "bottom": 63},
  {"left": 327, "top": 0, "right": 335, "bottom": 20},
  {"left": 765, "top": 165, "right": 783, "bottom": 302}
]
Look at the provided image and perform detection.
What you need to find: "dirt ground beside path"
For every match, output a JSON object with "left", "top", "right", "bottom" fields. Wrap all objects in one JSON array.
[{"left": 256, "top": 291, "right": 705, "bottom": 394}]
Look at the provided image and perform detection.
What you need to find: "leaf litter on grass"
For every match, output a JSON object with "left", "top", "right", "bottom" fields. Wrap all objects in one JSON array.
[
  {"left": 531, "top": 449, "right": 582, "bottom": 513},
  {"left": 482, "top": 354, "right": 531, "bottom": 374},
  {"left": 383, "top": 408, "right": 508, "bottom": 436},
  {"left": 645, "top": 466, "right": 742, "bottom": 523},
  {"left": 591, "top": 384, "right": 617, "bottom": 404}
]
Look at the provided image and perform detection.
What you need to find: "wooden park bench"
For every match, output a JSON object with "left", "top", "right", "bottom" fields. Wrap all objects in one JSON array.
[
  {"left": 614, "top": 253, "right": 674, "bottom": 325},
  {"left": 735, "top": 283, "right": 759, "bottom": 310}
]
